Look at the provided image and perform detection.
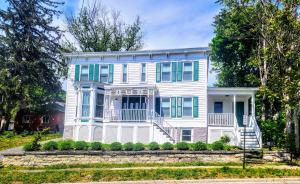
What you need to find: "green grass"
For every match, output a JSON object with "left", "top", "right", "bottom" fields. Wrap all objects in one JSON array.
[
  {"left": 1, "top": 167, "right": 300, "bottom": 184},
  {"left": 0, "top": 133, "right": 62, "bottom": 151}
]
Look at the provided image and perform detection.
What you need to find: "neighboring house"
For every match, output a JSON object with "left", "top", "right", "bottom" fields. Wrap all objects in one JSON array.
[
  {"left": 64, "top": 47, "right": 262, "bottom": 149},
  {"left": 15, "top": 102, "right": 65, "bottom": 133}
]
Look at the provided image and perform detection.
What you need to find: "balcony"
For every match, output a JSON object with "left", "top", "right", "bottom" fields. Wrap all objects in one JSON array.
[
  {"left": 104, "top": 109, "right": 154, "bottom": 122},
  {"left": 208, "top": 113, "right": 250, "bottom": 127}
]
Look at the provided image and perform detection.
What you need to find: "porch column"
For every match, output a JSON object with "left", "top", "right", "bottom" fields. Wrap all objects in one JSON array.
[
  {"left": 77, "top": 89, "right": 82, "bottom": 121},
  {"left": 233, "top": 94, "right": 236, "bottom": 124},
  {"left": 251, "top": 93, "right": 255, "bottom": 117},
  {"left": 75, "top": 89, "right": 79, "bottom": 122},
  {"left": 89, "top": 86, "right": 96, "bottom": 123}
]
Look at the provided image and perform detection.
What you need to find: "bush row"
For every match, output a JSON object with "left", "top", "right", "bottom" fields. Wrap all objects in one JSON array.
[{"left": 24, "top": 139, "right": 239, "bottom": 151}]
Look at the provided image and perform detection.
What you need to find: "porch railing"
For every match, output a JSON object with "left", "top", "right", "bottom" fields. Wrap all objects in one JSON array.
[
  {"left": 104, "top": 109, "right": 150, "bottom": 122},
  {"left": 208, "top": 113, "right": 234, "bottom": 127}
]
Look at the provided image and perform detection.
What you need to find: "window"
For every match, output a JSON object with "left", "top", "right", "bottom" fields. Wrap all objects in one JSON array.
[
  {"left": 181, "top": 129, "right": 192, "bottom": 142},
  {"left": 183, "top": 97, "right": 193, "bottom": 117},
  {"left": 141, "top": 63, "right": 146, "bottom": 82},
  {"left": 22, "top": 115, "right": 31, "bottom": 124},
  {"left": 80, "top": 65, "right": 89, "bottom": 81},
  {"left": 100, "top": 65, "right": 109, "bottom": 83},
  {"left": 161, "top": 97, "right": 170, "bottom": 117},
  {"left": 81, "top": 92, "right": 90, "bottom": 117},
  {"left": 42, "top": 115, "right": 50, "bottom": 124},
  {"left": 183, "top": 62, "right": 193, "bottom": 81},
  {"left": 122, "top": 64, "right": 127, "bottom": 83},
  {"left": 161, "top": 63, "right": 171, "bottom": 81},
  {"left": 95, "top": 93, "right": 104, "bottom": 118},
  {"left": 214, "top": 102, "right": 223, "bottom": 113}
]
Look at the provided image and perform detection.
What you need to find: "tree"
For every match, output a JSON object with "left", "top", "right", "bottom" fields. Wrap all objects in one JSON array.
[
  {"left": 66, "top": 1, "right": 143, "bottom": 52},
  {"left": 0, "top": 0, "right": 66, "bottom": 127}
]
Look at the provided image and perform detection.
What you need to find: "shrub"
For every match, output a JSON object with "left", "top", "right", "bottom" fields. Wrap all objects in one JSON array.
[
  {"left": 74, "top": 141, "right": 88, "bottom": 150},
  {"left": 162, "top": 142, "right": 174, "bottom": 150},
  {"left": 23, "top": 142, "right": 34, "bottom": 151},
  {"left": 110, "top": 142, "right": 122, "bottom": 151},
  {"left": 148, "top": 142, "right": 160, "bottom": 150},
  {"left": 133, "top": 143, "right": 145, "bottom": 151},
  {"left": 220, "top": 135, "right": 231, "bottom": 144},
  {"left": 42, "top": 141, "right": 58, "bottom": 151},
  {"left": 211, "top": 141, "right": 225, "bottom": 150},
  {"left": 90, "top": 142, "right": 102, "bottom": 150},
  {"left": 57, "top": 140, "right": 74, "bottom": 150},
  {"left": 193, "top": 141, "right": 208, "bottom": 151},
  {"left": 123, "top": 142, "right": 134, "bottom": 151},
  {"left": 2, "top": 131, "right": 15, "bottom": 138},
  {"left": 176, "top": 142, "right": 189, "bottom": 150}
]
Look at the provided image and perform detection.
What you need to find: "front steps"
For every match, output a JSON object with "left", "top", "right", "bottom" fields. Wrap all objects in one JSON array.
[
  {"left": 153, "top": 124, "right": 175, "bottom": 143},
  {"left": 240, "top": 130, "right": 260, "bottom": 149}
]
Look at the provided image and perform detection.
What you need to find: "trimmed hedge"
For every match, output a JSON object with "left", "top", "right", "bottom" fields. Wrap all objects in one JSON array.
[
  {"left": 90, "top": 142, "right": 102, "bottom": 150},
  {"left": 148, "top": 142, "right": 160, "bottom": 150},
  {"left": 211, "top": 141, "right": 225, "bottom": 150},
  {"left": 162, "top": 142, "right": 174, "bottom": 150},
  {"left": 133, "top": 143, "right": 145, "bottom": 151},
  {"left": 123, "top": 142, "right": 134, "bottom": 151},
  {"left": 110, "top": 142, "right": 122, "bottom": 151},
  {"left": 194, "top": 141, "right": 208, "bottom": 151},
  {"left": 73, "top": 141, "right": 89, "bottom": 150},
  {"left": 42, "top": 141, "right": 58, "bottom": 151},
  {"left": 57, "top": 140, "right": 74, "bottom": 151},
  {"left": 176, "top": 142, "right": 189, "bottom": 150}
]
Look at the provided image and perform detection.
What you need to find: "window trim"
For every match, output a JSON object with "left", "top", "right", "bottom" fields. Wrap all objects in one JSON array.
[
  {"left": 95, "top": 93, "right": 104, "bottom": 118},
  {"left": 182, "top": 61, "right": 193, "bottom": 81},
  {"left": 140, "top": 63, "right": 147, "bottom": 83},
  {"left": 99, "top": 64, "right": 109, "bottom": 83},
  {"left": 182, "top": 97, "right": 193, "bottom": 117},
  {"left": 122, "top": 64, "right": 128, "bottom": 83},
  {"left": 181, "top": 128, "right": 193, "bottom": 142},
  {"left": 81, "top": 91, "right": 91, "bottom": 118},
  {"left": 80, "top": 65, "right": 89, "bottom": 81},
  {"left": 160, "top": 97, "right": 171, "bottom": 118},
  {"left": 161, "top": 62, "right": 172, "bottom": 82}
]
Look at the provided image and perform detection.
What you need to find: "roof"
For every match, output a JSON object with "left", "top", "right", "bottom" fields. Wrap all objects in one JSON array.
[
  {"left": 64, "top": 47, "right": 211, "bottom": 58},
  {"left": 208, "top": 87, "right": 259, "bottom": 95}
]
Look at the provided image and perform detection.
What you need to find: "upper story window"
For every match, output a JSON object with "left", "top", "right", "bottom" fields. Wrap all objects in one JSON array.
[
  {"left": 214, "top": 102, "right": 223, "bottom": 113},
  {"left": 161, "top": 63, "right": 171, "bottom": 82},
  {"left": 81, "top": 91, "right": 90, "bottom": 117},
  {"left": 80, "top": 65, "right": 89, "bottom": 81},
  {"left": 100, "top": 65, "right": 109, "bottom": 83},
  {"left": 122, "top": 64, "right": 127, "bottom": 83},
  {"left": 183, "top": 62, "right": 193, "bottom": 81},
  {"left": 161, "top": 97, "right": 170, "bottom": 117},
  {"left": 141, "top": 63, "right": 146, "bottom": 82},
  {"left": 183, "top": 97, "right": 193, "bottom": 117},
  {"left": 95, "top": 93, "right": 104, "bottom": 118}
]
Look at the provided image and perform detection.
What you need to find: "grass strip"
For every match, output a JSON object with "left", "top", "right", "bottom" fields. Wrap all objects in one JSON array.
[{"left": 1, "top": 167, "right": 300, "bottom": 184}]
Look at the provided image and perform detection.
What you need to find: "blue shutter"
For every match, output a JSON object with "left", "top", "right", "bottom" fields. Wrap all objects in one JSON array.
[
  {"left": 171, "top": 97, "right": 176, "bottom": 118},
  {"left": 89, "top": 64, "right": 94, "bottom": 81},
  {"left": 156, "top": 63, "right": 161, "bottom": 83},
  {"left": 193, "top": 61, "right": 199, "bottom": 81},
  {"left": 193, "top": 96, "right": 199, "bottom": 118},
  {"left": 75, "top": 65, "right": 80, "bottom": 81},
  {"left": 177, "top": 62, "right": 183, "bottom": 81},
  {"left": 171, "top": 62, "right": 177, "bottom": 82},
  {"left": 108, "top": 64, "right": 114, "bottom": 83},
  {"left": 94, "top": 64, "right": 99, "bottom": 82},
  {"left": 155, "top": 97, "right": 161, "bottom": 115},
  {"left": 177, "top": 97, "right": 182, "bottom": 118}
]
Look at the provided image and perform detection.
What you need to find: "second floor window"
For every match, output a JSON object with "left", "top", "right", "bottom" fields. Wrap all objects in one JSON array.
[
  {"left": 161, "top": 63, "right": 171, "bottom": 82},
  {"left": 122, "top": 64, "right": 127, "bottom": 83},
  {"left": 81, "top": 92, "right": 90, "bottom": 117},
  {"left": 141, "top": 63, "right": 146, "bottom": 82},
  {"left": 95, "top": 93, "right": 104, "bottom": 118},
  {"left": 183, "top": 97, "right": 193, "bottom": 117},
  {"left": 161, "top": 97, "right": 170, "bottom": 117},
  {"left": 100, "top": 65, "right": 109, "bottom": 83},
  {"left": 183, "top": 62, "right": 193, "bottom": 81},
  {"left": 80, "top": 65, "right": 89, "bottom": 81}
]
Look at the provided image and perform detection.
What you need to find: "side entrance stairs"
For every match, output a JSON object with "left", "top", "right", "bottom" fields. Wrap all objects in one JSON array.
[{"left": 240, "top": 129, "right": 260, "bottom": 149}]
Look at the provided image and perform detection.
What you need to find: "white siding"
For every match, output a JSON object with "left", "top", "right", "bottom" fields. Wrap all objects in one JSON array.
[{"left": 64, "top": 64, "right": 77, "bottom": 125}]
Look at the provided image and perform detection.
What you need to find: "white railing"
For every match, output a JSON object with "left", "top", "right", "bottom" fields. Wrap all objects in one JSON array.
[
  {"left": 208, "top": 113, "right": 234, "bottom": 127},
  {"left": 249, "top": 115, "right": 262, "bottom": 148},
  {"left": 104, "top": 109, "right": 150, "bottom": 122}
]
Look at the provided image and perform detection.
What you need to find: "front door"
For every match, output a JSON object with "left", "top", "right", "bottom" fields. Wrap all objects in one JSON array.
[{"left": 236, "top": 102, "right": 244, "bottom": 127}]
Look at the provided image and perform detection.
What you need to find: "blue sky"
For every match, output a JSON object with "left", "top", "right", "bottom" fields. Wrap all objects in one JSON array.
[{"left": 0, "top": 0, "right": 221, "bottom": 86}]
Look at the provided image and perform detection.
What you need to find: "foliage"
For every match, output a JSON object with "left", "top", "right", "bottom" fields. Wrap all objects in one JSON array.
[
  {"left": 220, "top": 135, "right": 231, "bottom": 144},
  {"left": 0, "top": 0, "right": 66, "bottom": 123},
  {"left": 110, "top": 142, "right": 123, "bottom": 151},
  {"left": 73, "top": 141, "right": 89, "bottom": 150},
  {"left": 2, "top": 131, "right": 14, "bottom": 138},
  {"left": 57, "top": 140, "right": 74, "bottom": 151},
  {"left": 133, "top": 143, "right": 145, "bottom": 151},
  {"left": 211, "top": 141, "right": 225, "bottom": 151},
  {"left": 66, "top": 1, "right": 143, "bottom": 52},
  {"left": 148, "top": 142, "right": 160, "bottom": 150},
  {"left": 90, "top": 142, "right": 102, "bottom": 151},
  {"left": 193, "top": 141, "right": 208, "bottom": 151},
  {"left": 176, "top": 142, "right": 189, "bottom": 150},
  {"left": 123, "top": 142, "right": 134, "bottom": 151},
  {"left": 42, "top": 141, "right": 58, "bottom": 151},
  {"left": 260, "top": 118, "right": 286, "bottom": 148},
  {"left": 23, "top": 142, "right": 35, "bottom": 151},
  {"left": 161, "top": 142, "right": 174, "bottom": 150},
  {"left": 23, "top": 131, "right": 44, "bottom": 151}
]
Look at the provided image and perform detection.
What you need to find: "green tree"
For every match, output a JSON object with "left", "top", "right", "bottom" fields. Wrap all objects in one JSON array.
[
  {"left": 66, "top": 1, "right": 143, "bottom": 52},
  {"left": 0, "top": 0, "right": 66, "bottom": 126}
]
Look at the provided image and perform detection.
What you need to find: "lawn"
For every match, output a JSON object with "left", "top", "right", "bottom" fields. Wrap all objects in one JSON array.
[{"left": 0, "top": 132, "right": 62, "bottom": 151}]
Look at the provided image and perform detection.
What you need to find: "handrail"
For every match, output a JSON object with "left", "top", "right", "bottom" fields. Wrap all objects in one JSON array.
[
  {"left": 208, "top": 113, "right": 234, "bottom": 127},
  {"left": 152, "top": 112, "right": 176, "bottom": 143},
  {"left": 250, "top": 115, "right": 262, "bottom": 148},
  {"left": 233, "top": 115, "right": 240, "bottom": 146}
]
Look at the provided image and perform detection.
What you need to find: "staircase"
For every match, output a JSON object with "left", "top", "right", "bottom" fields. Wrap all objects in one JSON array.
[
  {"left": 240, "top": 129, "right": 260, "bottom": 149},
  {"left": 152, "top": 112, "right": 176, "bottom": 144},
  {"left": 153, "top": 123, "right": 175, "bottom": 143}
]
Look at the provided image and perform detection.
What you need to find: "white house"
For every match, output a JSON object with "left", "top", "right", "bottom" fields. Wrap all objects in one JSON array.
[{"left": 63, "top": 47, "right": 262, "bottom": 149}]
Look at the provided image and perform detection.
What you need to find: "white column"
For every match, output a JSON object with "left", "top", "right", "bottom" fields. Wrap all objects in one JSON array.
[
  {"left": 251, "top": 94, "right": 255, "bottom": 117},
  {"left": 90, "top": 87, "right": 96, "bottom": 124},
  {"left": 233, "top": 95, "right": 236, "bottom": 124}
]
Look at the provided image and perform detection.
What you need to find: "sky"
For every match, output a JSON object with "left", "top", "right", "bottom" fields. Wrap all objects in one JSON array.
[{"left": 0, "top": 0, "right": 221, "bottom": 86}]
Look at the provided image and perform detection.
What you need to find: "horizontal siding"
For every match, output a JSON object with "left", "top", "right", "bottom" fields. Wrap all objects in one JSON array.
[{"left": 65, "top": 64, "right": 77, "bottom": 125}]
